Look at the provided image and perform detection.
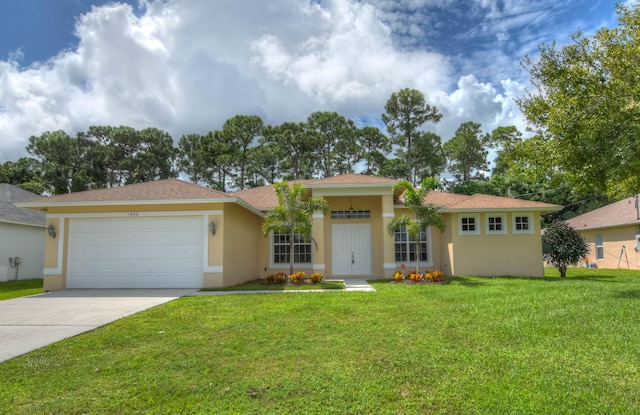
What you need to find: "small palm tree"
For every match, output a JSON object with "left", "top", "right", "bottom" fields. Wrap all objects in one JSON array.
[
  {"left": 262, "top": 181, "right": 329, "bottom": 276},
  {"left": 387, "top": 177, "right": 446, "bottom": 273}
]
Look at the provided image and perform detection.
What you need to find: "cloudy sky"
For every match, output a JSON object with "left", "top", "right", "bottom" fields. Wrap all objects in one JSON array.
[{"left": 0, "top": 0, "right": 629, "bottom": 163}]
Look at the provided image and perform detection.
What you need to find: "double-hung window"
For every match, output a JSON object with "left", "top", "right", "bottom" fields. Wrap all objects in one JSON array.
[
  {"left": 272, "top": 233, "right": 312, "bottom": 265},
  {"left": 595, "top": 234, "right": 604, "bottom": 260},
  {"left": 394, "top": 226, "right": 429, "bottom": 263}
]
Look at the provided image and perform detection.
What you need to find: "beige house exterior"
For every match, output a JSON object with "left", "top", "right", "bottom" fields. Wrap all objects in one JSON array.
[
  {"left": 565, "top": 196, "right": 640, "bottom": 270},
  {"left": 19, "top": 175, "right": 561, "bottom": 291}
]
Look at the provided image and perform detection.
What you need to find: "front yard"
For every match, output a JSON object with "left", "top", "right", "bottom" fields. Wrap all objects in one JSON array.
[
  {"left": 1, "top": 268, "right": 639, "bottom": 414},
  {"left": 0, "top": 279, "right": 43, "bottom": 301}
]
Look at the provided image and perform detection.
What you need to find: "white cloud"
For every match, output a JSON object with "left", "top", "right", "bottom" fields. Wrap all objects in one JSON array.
[
  {"left": 0, "top": 0, "right": 586, "bottom": 164},
  {"left": 428, "top": 74, "right": 525, "bottom": 140}
]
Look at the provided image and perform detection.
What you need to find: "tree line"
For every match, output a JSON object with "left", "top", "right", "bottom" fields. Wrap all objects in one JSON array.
[
  {"left": 1, "top": 88, "right": 512, "bottom": 194},
  {"left": 0, "top": 93, "right": 610, "bottom": 221}
]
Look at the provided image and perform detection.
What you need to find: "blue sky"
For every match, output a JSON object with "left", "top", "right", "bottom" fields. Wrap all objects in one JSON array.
[
  {"left": 0, "top": 0, "right": 629, "bottom": 162},
  {"left": 0, "top": 0, "right": 130, "bottom": 64}
]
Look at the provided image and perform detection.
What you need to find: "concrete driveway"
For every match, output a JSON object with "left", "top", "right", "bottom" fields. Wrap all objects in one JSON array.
[{"left": 0, "top": 289, "right": 196, "bottom": 363}]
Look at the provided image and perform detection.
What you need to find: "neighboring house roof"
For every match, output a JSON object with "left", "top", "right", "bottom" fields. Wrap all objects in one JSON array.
[
  {"left": 16, "top": 179, "right": 264, "bottom": 216},
  {"left": 565, "top": 195, "right": 640, "bottom": 231},
  {"left": 0, "top": 184, "right": 46, "bottom": 227}
]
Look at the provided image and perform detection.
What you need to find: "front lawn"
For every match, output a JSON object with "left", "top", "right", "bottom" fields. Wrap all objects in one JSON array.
[
  {"left": 0, "top": 278, "right": 43, "bottom": 301},
  {"left": 1, "top": 268, "right": 640, "bottom": 413}
]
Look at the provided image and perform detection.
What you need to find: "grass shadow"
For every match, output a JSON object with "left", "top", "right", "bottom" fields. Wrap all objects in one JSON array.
[
  {"left": 616, "top": 290, "right": 640, "bottom": 299},
  {"left": 447, "top": 276, "right": 490, "bottom": 287}
]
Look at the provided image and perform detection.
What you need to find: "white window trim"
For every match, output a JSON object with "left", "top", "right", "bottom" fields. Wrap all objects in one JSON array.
[
  {"left": 595, "top": 234, "right": 604, "bottom": 260},
  {"left": 486, "top": 213, "right": 508, "bottom": 235},
  {"left": 512, "top": 213, "right": 534, "bottom": 234},
  {"left": 268, "top": 231, "right": 313, "bottom": 269},
  {"left": 458, "top": 214, "right": 481, "bottom": 235},
  {"left": 394, "top": 226, "right": 433, "bottom": 268}
]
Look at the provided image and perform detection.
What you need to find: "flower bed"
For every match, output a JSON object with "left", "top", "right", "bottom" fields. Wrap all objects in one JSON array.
[
  {"left": 264, "top": 272, "right": 324, "bottom": 285},
  {"left": 389, "top": 270, "right": 449, "bottom": 284}
]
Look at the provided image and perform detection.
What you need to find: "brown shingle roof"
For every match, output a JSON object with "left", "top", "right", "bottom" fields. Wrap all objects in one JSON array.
[
  {"left": 306, "top": 174, "right": 398, "bottom": 186},
  {"left": 437, "top": 193, "right": 562, "bottom": 211},
  {"left": 230, "top": 180, "right": 314, "bottom": 210},
  {"left": 19, "top": 179, "right": 230, "bottom": 206},
  {"left": 17, "top": 175, "right": 562, "bottom": 216},
  {"left": 233, "top": 175, "right": 562, "bottom": 212},
  {"left": 231, "top": 174, "right": 398, "bottom": 210},
  {"left": 566, "top": 196, "right": 640, "bottom": 230},
  {"left": 421, "top": 191, "right": 470, "bottom": 207}
]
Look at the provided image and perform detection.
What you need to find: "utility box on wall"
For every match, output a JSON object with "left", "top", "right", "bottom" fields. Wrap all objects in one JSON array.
[
  {"left": 0, "top": 265, "right": 8, "bottom": 282},
  {"left": 635, "top": 234, "right": 640, "bottom": 252}
]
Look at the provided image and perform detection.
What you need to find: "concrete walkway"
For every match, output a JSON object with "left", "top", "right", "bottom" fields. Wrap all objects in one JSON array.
[
  {"left": 190, "top": 278, "right": 376, "bottom": 296},
  {"left": 0, "top": 289, "right": 196, "bottom": 363}
]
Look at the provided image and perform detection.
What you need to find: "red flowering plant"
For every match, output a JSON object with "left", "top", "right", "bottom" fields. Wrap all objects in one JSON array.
[
  {"left": 409, "top": 271, "right": 423, "bottom": 282},
  {"left": 310, "top": 273, "right": 323, "bottom": 284},
  {"left": 289, "top": 271, "right": 305, "bottom": 285},
  {"left": 424, "top": 270, "right": 444, "bottom": 282},
  {"left": 273, "top": 272, "right": 288, "bottom": 284}
]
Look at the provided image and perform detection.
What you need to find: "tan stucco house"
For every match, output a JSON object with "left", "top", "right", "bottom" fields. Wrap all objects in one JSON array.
[
  {"left": 18, "top": 174, "right": 561, "bottom": 291},
  {"left": 565, "top": 195, "right": 640, "bottom": 270},
  {"left": 0, "top": 184, "right": 45, "bottom": 281}
]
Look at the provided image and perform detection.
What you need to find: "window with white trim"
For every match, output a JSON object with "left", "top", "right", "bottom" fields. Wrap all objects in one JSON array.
[
  {"left": 331, "top": 210, "right": 371, "bottom": 219},
  {"left": 459, "top": 215, "right": 481, "bottom": 235},
  {"left": 394, "top": 226, "right": 429, "bottom": 263},
  {"left": 272, "top": 233, "right": 312, "bottom": 264},
  {"left": 595, "top": 234, "right": 604, "bottom": 260},
  {"left": 486, "top": 214, "right": 507, "bottom": 234},
  {"left": 513, "top": 214, "right": 534, "bottom": 234}
]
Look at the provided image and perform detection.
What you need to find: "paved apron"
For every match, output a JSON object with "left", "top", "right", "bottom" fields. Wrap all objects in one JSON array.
[{"left": 0, "top": 289, "right": 196, "bottom": 363}]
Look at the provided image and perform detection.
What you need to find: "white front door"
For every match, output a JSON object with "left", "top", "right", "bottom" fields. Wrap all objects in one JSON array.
[{"left": 332, "top": 224, "right": 372, "bottom": 275}]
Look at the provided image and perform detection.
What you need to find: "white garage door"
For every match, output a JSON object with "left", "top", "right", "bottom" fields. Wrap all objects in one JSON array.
[{"left": 67, "top": 216, "right": 204, "bottom": 288}]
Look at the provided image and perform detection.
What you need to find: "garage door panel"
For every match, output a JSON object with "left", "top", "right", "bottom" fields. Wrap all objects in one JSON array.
[{"left": 67, "top": 216, "right": 204, "bottom": 289}]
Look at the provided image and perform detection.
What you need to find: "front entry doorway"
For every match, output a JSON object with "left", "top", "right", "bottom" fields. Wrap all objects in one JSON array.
[{"left": 332, "top": 224, "right": 372, "bottom": 275}]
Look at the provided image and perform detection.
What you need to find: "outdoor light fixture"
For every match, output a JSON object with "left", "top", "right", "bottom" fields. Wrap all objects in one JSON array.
[
  {"left": 47, "top": 223, "right": 56, "bottom": 239},
  {"left": 209, "top": 220, "right": 216, "bottom": 236}
]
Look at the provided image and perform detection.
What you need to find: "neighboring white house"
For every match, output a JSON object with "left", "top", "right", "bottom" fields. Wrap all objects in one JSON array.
[{"left": 0, "top": 184, "right": 45, "bottom": 281}]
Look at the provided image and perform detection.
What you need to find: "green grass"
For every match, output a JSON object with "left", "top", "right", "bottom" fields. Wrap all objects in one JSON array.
[
  {"left": 0, "top": 278, "right": 43, "bottom": 301},
  {"left": 2, "top": 268, "right": 640, "bottom": 413},
  {"left": 201, "top": 279, "right": 345, "bottom": 291}
]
